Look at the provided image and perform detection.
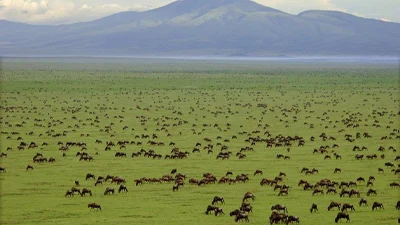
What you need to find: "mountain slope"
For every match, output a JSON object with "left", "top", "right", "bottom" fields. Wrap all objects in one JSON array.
[{"left": 0, "top": 0, "right": 399, "bottom": 56}]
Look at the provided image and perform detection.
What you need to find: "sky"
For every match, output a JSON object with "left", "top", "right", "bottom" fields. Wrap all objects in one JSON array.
[{"left": 0, "top": 0, "right": 398, "bottom": 25}]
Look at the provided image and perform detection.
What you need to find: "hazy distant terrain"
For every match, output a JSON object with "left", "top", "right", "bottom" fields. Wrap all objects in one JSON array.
[{"left": 1, "top": 0, "right": 399, "bottom": 56}]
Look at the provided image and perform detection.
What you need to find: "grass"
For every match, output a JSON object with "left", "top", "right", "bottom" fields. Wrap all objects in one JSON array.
[{"left": 0, "top": 58, "right": 399, "bottom": 225}]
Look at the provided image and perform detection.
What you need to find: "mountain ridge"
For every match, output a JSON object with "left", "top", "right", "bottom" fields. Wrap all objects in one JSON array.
[{"left": 0, "top": 0, "right": 399, "bottom": 56}]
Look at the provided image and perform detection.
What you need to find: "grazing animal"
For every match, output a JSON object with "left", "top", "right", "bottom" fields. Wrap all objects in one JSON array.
[
  {"left": 104, "top": 187, "right": 114, "bottom": 195},
  {"left": 26, "top": 165, "right": 34, "bottom": 171},
  {"left": 212, "top": 196, "right": 225, "bottom": 205},
  {"left": 0, "top": 167, "right": 6, "bottom": 172},
  {"left": 271, "top": 204, "right": 288, "bottom": 213},
  {"left": 235, "top": 213, "right": 249, "bottom": 222},
  {"left": 118, "top": 185, "right": 128, "bottom": 193},
  {"left": 254, "top": 170, "right": 263, "bottom": 176},
  {"left": 88, "top": 203, "right": 101, "bottom": 211},
  {"left": 310, "top": 203, "right": 318, "bottom": 213},
  {"left": 205, "top": 205, "right": 218, "bottom": 215},
  {"left": 396, "top": 201, "right": 400, "bottom": 210},
  {"left": 86, "top": 173, "right": 95, "bottom": 180},
  {"left": 341, "top": 203, "right": 355, "bottom": 212},
  {"left": 214, "top": 207, "right": 224, "bottom": 216},
  {"left": 286, "top": 215, "right": 300, "bottom": 224},
  {"left": 65, "top": 190, "right": 74, "bottom": 197},
  {"left": 81, "top": 188, "right": 92, "bottom": 197},
  {"left": 328, "top": 202, "right": 341, "bottom": 211},
  {"left": 359, "top": 198, "right": 368, "bottom": 207},
  {"left": 335, "top": 212, "right": 350, "bottom": 223},
  {"left": 71, "top": 187, "right": 81, "bottom": 195},
  {"left": 372, "top": 202, "right": 384, "bottom": 210},
  {"left": 366, "top": 189, "right": 377, "bottom": 196},
  {"left": 242, "top": 192, "right": 255, "bottom": 202}
]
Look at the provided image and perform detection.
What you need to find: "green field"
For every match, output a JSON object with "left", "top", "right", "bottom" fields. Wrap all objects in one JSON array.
[{"left": 0, "top": 58, "right": 399, "bottom": 225}]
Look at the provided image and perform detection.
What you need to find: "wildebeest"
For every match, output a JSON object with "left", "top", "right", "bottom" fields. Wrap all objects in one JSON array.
[
  {"left": 118, "top": 185, "right": 128, "bottom": 193},
  {"left": 85, "top": 173, "right": 95, "bottom": 180},
  {"left": 328, "top": 202, "right": 341, "bottom": 211},
  {"left": 271, "top": 204, "right": 288, "bottom": 213},
  {"left": 214, "top": 207, "right": 224, "bottom": 216},
  {"left": 242, "top": 191, "right": 255, "bottom": 202},
  {"left": 205, "top": 205, "right": 218, "bottom": 215},
  {"left": 254, "top": 170, "right": 263, "bottom": 176},
  {"left": 366, "top": 189, "right": 377, "bottom": 196},
  {"left": 212, "top": 196, "right": 224, "bottom": 205},
  {"left": 88, "top": 203, "right": 101, "bottom": 211},
  {"left": 81, "top": 188, "right": 92, "bottom": 196},
  {"left": 312, "top": 188, "right": 324, "bottom": 196},
  {"left": 341, "top": 203, "right": 355, "bottom": 212},
  {"left": 65, "top": 190, "right": 74, "bottom": 197},
  {"left": 335, "top": 212, "right": 350, "bottom": 223},
  {"left": 286, "top": 215, "right": 300, "bottom": 224},
  {"left": 71, "top": 187, "right": 81, "bottom": 195},
  {"left": 235, "top": 213, "right": 249, "bottom": 222},
  {"left": 372, "top": 202, "right": 384, "bottom": 210},
  {"left": 396, "top": 201, "right": 400, "bottom": 210},
  {"left": 278, "top": 188, "right": 289, "bottom": 196},
  {"left": 310, "top": 203, "right": 318, "bottom": 213},
  {"left": 104, "top": 187, "right": 114, "bottom": 195},
  {"left": 26, "top": 165, "right": 34, "bottom": 171},
  {"left": 359, "top": 198, "right": 368, "bottom": 207}
]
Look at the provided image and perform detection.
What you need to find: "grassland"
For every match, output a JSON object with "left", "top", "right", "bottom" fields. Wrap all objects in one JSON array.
[{"left": 0, "top": 58, "right": 399, "bottom": 225}]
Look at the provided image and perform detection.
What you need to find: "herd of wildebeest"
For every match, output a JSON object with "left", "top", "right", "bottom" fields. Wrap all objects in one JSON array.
[{"left": 0, "top": 67, "right": 399, "bottom": 224}]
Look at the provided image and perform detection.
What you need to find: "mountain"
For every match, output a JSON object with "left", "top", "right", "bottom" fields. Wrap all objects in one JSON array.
[{"left": 1, "top": 0, "right": 399, "bottom": 56}]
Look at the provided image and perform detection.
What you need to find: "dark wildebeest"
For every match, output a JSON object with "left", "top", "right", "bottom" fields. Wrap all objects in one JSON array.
[
  {"left": 254, "top": 170, "right": 263, "bottom": 176},
  {"left": 312, "top": 188, "right": 324, "bottom": 196},
  {"left": 334, "top": 168, "right": 341, "bottom": 173},
  {"left": 81, "top": 188, "right": 92, "bottom": 196},
  {"left": 104, "top": 187, "right": 114, "bottom": 195},
  {"left": 335, "top": 212, "right": 350, "bottom": 223},
  {"left": 65, "top": 190, "right": 74, "bottom": 197},
  {"left": 372, "top": 202, "right": 384, "bottom": 210},
  {"left": 286, "top": 215, "right": 300, "bottom": 224},
  {"left": 359, "top": 198, "right": 368, "bottom": 207},
  {"left": 88, "top": 203, "right": 101, "bottom": 211},
  {"left": 0, "top": 167, "right": 6, "bottom": 172},
  {"left": 341, "top": 203, "right": 355, "bottom": 212},
  {"left": 86, "top": 173, "right": 95, "bottom": 180},
  {"left": 328, "top": 202, "right": 341, "bottom": 211},
  {"left": 271, "top": 204, "right": 288, "bottom": 213},
  {"left": 172, "top": 184, "right": 179, "bottom": 192},
  {"left": 214, "top": 207, "right": 224, "bottom": 216},
  {"left": 366, "top": 189, "right": 377, "bottom": 196},
  {"left": 118, "top": 185, "right": 128, "bottom": 193},
  {"left": 310, "top": 203, "right": 318, "bottom": 213},
  {"left": 26, "top": 165, "right": 34, "bottom": 171},
  {"left": 278, "top": 189, "right": 289, "bottom": 196},
  {"left": 396, "top": 201, "right": 400, "bottom": 210},
  {"left": 71, "top": 187, "right": 81, "bottom": 195},
  {"left": 205, "top": 205, "right": 218, "bottom": 215},
  {"left": 235, "top": 213, "right": 249, "bottom": 222},
  {"left": 242, "top": 192, "right": 255, "bottom": 202},
  {"left": 212, "top": 196, "right": 225, "bottom": 205},
  {"left": 229, "top": 209, "right": 242, "bottom": 217}
]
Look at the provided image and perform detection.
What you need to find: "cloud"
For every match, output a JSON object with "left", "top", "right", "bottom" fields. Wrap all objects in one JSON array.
[
  {"left": 380, "top": 18, "right": 391, "bottom": 22},
  {"left": 0, "top": 0, "right": 151, "bottom": 25}
]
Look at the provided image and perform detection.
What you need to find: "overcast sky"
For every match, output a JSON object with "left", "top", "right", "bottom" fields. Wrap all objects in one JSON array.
[{"left": 0, "top": 0, "right": 398, "bottom": 25}]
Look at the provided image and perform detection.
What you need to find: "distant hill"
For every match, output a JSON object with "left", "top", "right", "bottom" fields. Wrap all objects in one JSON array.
[{"left": 1, "top": 0, "right": 399, "bottom": 56}]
